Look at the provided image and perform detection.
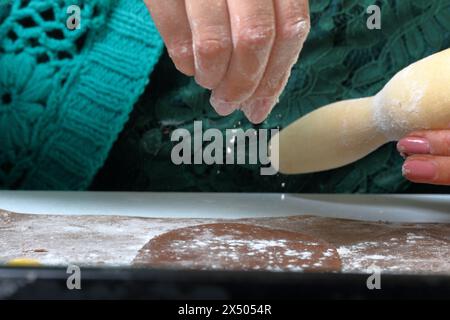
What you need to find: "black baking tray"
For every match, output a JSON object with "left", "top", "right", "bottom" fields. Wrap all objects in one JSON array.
[{"left": 1, "top": 267, "right": 450, "bottom": 300}]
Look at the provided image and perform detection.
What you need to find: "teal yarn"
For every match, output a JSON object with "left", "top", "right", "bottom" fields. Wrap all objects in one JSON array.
[{"left": 0, "top": 0, "right": 164, "bottom": 189}]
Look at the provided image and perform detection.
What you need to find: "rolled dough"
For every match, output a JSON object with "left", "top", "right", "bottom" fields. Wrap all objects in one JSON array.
[
  {"left": 133, "top": 223, "right": 342, "bottom": 272},
  {"left": 270, "top": 49, "right": 450, "bottom": 174}
]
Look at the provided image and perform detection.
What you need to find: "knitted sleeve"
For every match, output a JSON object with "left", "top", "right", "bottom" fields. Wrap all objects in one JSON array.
[{"left": 0, "top": 0, "right": 164, "bottom": 190}]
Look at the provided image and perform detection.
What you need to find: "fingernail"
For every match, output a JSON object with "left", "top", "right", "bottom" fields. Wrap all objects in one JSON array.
[
  {"left": 397, "top": 137, "right": 430, "bottom": 154},
  {"left": 210, "top": 94, "right": 238, "bottom": 116},
  {"left": 402, "top": 160, "right": 437, "bottom": 181}
]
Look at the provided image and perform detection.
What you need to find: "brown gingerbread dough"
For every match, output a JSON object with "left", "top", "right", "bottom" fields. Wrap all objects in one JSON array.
[{"left": 133, "top": 223, "right": 342, "bottom": 272}]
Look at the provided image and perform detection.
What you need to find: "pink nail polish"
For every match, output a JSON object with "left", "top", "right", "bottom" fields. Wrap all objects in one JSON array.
[
  {"left": 397, "top": 137, "right": 430, "bottom": 154},
  {"left": 402, "top": 160, "right": 436, "bottom": 181}
]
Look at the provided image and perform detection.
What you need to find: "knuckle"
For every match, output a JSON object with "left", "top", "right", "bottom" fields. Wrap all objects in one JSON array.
[
  {"left": 236, "top": 19, "right": 275, "bottom": 48},
  {"left": 280, "top": 15, "right": 311, "bottom": 41},
  {"left": 194, "top": 36, "right": 231, "bottom": 59},
  {"left": 168, "top": 40, "right": 193, "bottom": 61}
]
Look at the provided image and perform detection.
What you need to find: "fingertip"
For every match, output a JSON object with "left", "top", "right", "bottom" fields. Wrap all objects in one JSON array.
[
  {"left": 180, "top": 66, "right": 196, "bottom": 77},
  {"left": 174, "top": 60, "right": 195, "bottom": 77},
  {"left": 397, "top": 140, "right": 406, "bottom": 154},
  {"left": 241, "top": 97, "right": 277, "bottom": 124},
  {"left": 402, "top": 158, "right": 437, "bottom": 183},
  {"left": 398, "top": 130, "right": 450, "bottom": 157},
  {"left": 397, "top": 137, "right": 430, "bottom": 155},
  {"left": 210, "top": 93, "right": 239, "bottom": 116},
  {"left": 194, "top": 75, "right": 217, "bottom": 91},
  {"left": 191, "top": 40, "right": 232, "bottom": 90},
  {"left": 241, "top": 105, "right": 255, "bottom": 124},
  {"left": 167, "top": 45, "right": 196, "bottom": 76}
]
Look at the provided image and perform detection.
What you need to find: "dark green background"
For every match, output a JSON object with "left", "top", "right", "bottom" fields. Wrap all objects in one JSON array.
[{"left": 92, "top": 0, "right": 450, "bottom": 193}]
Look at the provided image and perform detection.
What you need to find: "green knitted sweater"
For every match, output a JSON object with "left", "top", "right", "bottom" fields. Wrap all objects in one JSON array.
[
  {"left": 2, "top": 0, "right": 450, "bottom": 193},
  {"left": 0, "top": 0, "right": 163, "bottom": 189}
]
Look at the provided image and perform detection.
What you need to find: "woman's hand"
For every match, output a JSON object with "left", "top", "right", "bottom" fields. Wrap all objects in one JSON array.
[
  {"left": 398, "top": 130, "right": 450, "bottom": 185},
  {"left": 145, "top": 0, "right": 310, "bottom": 124}
]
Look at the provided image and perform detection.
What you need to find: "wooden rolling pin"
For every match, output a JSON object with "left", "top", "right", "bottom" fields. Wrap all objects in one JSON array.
[{"left": 270, "top": 49, "right": 450, "bottom": 174}]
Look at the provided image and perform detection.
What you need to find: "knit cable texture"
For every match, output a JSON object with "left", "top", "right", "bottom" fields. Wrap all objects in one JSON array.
[{"left": 0, "top": 0, "right": 164, "bottom": 189}]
